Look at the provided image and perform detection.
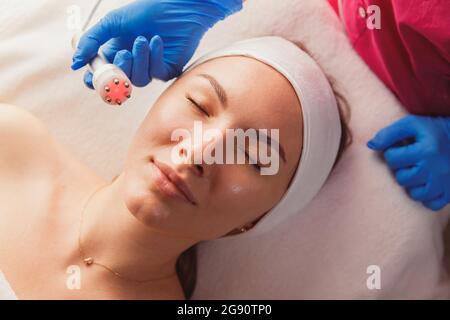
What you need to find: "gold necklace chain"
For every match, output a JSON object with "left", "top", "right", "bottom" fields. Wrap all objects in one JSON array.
[{"left": 78, "top": 182, "right": 177, "bottom": 283}]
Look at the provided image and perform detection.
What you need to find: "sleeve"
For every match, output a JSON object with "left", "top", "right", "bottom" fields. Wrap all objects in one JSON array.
[{"left": 394, "top": 0, "right": 450, "bottom": 62}]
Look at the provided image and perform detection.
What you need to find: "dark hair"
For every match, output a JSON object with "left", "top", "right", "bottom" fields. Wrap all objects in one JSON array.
[
  {"left": 329, "top": 79, "right": 352, "bottom": 167},
  {"left": 176, "top": 245, "right": 198, "bottom": 299}
]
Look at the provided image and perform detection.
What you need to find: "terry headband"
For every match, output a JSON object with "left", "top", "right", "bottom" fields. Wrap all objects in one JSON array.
[{"left": 185, "top": 36, "right": 342, "bottom": 238}]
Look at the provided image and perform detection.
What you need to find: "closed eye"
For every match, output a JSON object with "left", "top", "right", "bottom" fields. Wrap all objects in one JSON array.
[{"left": 186, "top": 95, "right": 210, "bottom": 117}]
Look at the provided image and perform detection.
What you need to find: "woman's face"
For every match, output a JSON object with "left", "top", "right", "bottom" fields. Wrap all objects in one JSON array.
[{"left": 122, "top": 56, "right": 303, "bottom": 240}]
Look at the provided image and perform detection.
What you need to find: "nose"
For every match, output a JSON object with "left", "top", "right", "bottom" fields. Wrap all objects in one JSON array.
[{"left": 173, "top": 131, "right": 223, "bottom": 177}]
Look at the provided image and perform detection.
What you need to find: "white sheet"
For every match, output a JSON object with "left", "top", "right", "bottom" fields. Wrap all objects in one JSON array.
[
  {"left": 0, "top": 271, "right": 17, "bottom": 300},
  {"left": 0, "top": 0, "right": 449, "bottom": 299}
]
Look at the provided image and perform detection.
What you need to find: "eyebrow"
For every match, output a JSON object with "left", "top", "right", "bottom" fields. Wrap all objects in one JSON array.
[{"left": 197, "top": 74, "right": 228, "bottom": 107}]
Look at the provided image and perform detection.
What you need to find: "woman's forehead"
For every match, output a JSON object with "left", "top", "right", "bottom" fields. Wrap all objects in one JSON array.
[{"left": 184, "top": 56, "right": 301, "bottom": 119}]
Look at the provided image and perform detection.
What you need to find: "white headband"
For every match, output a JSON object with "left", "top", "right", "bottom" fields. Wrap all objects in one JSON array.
[{"left": 185, "top": 36, "right": 342, "bottom": 238}]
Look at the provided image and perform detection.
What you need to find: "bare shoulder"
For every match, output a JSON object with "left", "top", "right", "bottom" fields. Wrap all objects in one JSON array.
[
  {"left": 0, "top": 103, "right": 57, "bottom": 176},
  {"left": 0, "top": 103, "right": 49, "bottom": 134},
  {"left": 0, "top": 104, "right": 62, "bottom": 260}
]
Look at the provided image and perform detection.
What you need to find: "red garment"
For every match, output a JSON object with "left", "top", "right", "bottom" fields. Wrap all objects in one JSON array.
[{"left": 328, "top": 0, "right": 450, "bottom": 116}]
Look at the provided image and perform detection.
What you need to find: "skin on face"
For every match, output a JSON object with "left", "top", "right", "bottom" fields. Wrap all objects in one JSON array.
[{"left": 122, "top": 56, "right": 303, "bottom": 241}]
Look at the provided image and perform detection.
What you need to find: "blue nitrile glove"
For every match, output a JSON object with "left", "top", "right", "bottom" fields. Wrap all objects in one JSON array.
[
  {"left": 71, "top": 0, "right": 243, "bottom": 88},
  {"left": 367, "top": 115, "right": 450, "bottom": 211}
]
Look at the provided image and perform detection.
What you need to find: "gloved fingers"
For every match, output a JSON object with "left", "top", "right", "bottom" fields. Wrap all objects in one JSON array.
[
  {"left": 407, "top": 180, "right": 442, "bottom": 202},
  {"left": 423, "top": 194, "right": 448, "bottom": 211},
  {"left": 383, "top": 142, "right": 423, "bottom": 169},
  {"left": 131, "top": 36, "right": 151, "bottom": 87},
  {"left": 72, "top": 12, "right": 120, "bottom": 70},
  {"left": 367, "top": 116, "right": 418, "bottom": 151},
  {"left": 102, "top": 42, "right": 121, "bottom": 64},
  {"left": 149, "top": 35, "right": 170, "bottom": 81},
  {"left": 83, "top": 71, "right": 94, "bottom": 90},
  {"left": 113, "top": 49, "right": 133, "bottom": 79},
  {"left": 395, "top": 165, "right": 428, "bottom": 187}
]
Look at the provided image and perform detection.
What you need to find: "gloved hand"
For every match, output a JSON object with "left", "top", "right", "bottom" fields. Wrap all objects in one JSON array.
[
  {"left": 71, "top": 0, "right": 243, "bottom": 88},
  {"left": 367, "top": 115, "right": 450, "bottom": 211}
]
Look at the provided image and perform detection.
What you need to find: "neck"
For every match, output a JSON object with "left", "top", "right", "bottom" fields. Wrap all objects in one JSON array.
[{"left": 77, "top": 173, "right": 197, "bottom": 282}]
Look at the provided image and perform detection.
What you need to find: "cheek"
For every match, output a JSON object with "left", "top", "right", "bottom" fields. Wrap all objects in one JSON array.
[
  {"left": 211, "top": 170, "right": 278, "bottom": 224},
  {"left": 141, "top": 101, "right": 197, "bottom": 148},
  {"left": 230, "top": 183, "right": 244, "bottom": 194}
]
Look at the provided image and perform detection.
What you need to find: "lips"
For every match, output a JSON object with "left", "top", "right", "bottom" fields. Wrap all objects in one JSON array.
[{"left": 150, "top": 158, "right": 198, "bottom": 206}]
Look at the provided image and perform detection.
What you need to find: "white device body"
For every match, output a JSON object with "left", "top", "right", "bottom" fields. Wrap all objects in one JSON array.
[{"left": 72, "top": 32, "right": 133, "bottom": 106}]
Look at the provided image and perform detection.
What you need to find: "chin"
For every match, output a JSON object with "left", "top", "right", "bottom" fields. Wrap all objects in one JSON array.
[{"left": 123, "top": 173, "right": 173, "bottom": 227}]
